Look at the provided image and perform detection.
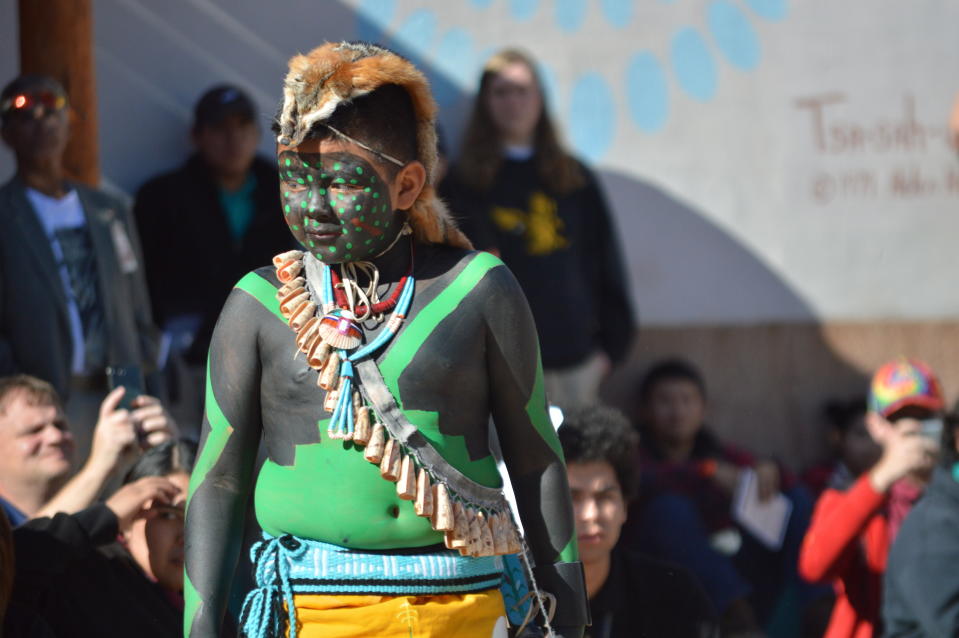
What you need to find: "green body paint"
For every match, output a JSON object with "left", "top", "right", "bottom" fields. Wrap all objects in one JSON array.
[{"left": 379, "top": 252, "right": 503, "bottom": 486}]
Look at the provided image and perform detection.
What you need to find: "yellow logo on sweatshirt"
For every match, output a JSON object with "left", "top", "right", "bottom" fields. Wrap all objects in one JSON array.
[{"left": 490, "top": 191, "right": 568, "bottom": 256}]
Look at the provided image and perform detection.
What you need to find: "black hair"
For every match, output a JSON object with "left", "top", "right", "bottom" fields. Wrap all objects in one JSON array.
[
  {"left": 123, "top": 439, "right": 197, "bottom": 485},
  {"left": 638, "top": 358, "right": 707, "bottom": 402},
  {"left": 558, "top": 405, "right": 640, "bottom": 500},
  {"left": 272, "top": 84, "right": 418, "bottom": 178},
  {"left": 822, "top": 396, "right": 867, "bottom": 434}
]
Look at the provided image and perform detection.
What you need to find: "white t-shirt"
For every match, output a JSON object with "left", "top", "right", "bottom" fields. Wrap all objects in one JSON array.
[{"left": 25, "top": 187, "right": 88, "bottom": 374}]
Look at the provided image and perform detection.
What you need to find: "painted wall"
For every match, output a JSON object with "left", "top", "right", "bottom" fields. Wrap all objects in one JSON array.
[{"left": 4, "top": 0, "right": 956, "bottom": 326}]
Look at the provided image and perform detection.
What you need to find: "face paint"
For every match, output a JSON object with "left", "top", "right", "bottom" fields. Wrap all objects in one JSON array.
[{"left": 277, "top": 150, "right": 400, "bottom": 263}]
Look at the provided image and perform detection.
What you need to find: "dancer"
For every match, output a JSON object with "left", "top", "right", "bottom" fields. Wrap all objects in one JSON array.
[{"left": 184, "top": 42, "right": 587, "bottom": 638}]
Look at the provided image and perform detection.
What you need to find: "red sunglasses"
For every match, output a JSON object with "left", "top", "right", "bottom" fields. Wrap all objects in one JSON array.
[{"left": 0, "top": 90, "right": 67, "bottom": 118}]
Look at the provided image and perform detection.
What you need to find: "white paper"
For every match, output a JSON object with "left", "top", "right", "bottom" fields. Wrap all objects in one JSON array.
[{"left": 731, "top": 468, "right": 792, "bottom": 551}]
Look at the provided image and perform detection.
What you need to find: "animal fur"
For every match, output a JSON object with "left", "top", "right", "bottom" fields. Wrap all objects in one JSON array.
[{"left": 278, "top": 41, "right": 471, "bottom": 251}]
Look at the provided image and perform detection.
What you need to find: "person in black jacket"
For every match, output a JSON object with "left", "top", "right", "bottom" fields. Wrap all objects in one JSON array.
[
  {"left": 134, "top": 85, "right": 291, "bottom": 367},
  {"left": 558, "top": 405, "right": 718, "bottom": 638},
  {"left": 442, "top": 49, "right": 636, "bottom": 409},
  {"left": 3, "top": 439, "right": 195, "bottom": 637},
  {"left": 882, "top": 411, "right": 959, "bottom": 637}
]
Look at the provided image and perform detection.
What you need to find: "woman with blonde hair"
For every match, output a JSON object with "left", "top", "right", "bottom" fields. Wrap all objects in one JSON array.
[{"left": 443, "top": 48, "right": 636, "bottom": 407}]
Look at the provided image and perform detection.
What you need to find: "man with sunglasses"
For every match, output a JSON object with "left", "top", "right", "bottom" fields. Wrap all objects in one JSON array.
[
  {"left": 0, "top": 74, "right": 159, "bottom": 458},
  {"left": 799, "top": 358, "right": 943, "bottom": 638}
]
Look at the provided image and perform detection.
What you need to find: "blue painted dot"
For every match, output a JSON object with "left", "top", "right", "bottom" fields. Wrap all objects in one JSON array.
[
  {"left": 392, "top": 9, "right": 437, "bottom": 65},
  {"left": 356, "top": 0, "right": 397, "bottom": 42},
  {"left": 745, "top": 0, "right": 788, "bottom": 21},
  {"left": 432, "top": 28, "right": 475, "bottom": 107},
  {"left": 538, "top": 62, "right": 561, "bottom": 111},
  {"left": 600, "top": 0, "right": 633, "bottom": 27},
  {"left": 670, "top": 28, "right": 717, "bottom": 102},
  {"left": 626, "top": 51, "right": 669, "bottom": 132},
  {"left": 555, "top": 0, "right": 587, "bottom": 32},
  {"left": 708, "top": 1, "right": 760, "bottom": 70},
  {"left": 568, "top": 73, "right": 615, "bottom": 162},
  {"left": 509, "top": 0, "right": 539, "bottom": 21}
]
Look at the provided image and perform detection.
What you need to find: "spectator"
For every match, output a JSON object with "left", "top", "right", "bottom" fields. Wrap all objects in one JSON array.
[
  {"left": 883, "top": 406, "right": 959, "bottom": 636},
  {"left": 134, "top": 85, "right": 290, "bottom": 370},
  {"left": 802, "top": 397, "right": 880, "bottom": 497},
  {"left": 799, "top": 358, "right": 942, "bottom": 638},
  {"left": 624, "top": 358, "right": 816, "bottom": 635},
  {"left": 442, "top": 48, "right": 636, "bottom": 409},
  {"left": 4, "top": 440, "right": 194, "bottom": 637},
  {"left": 0, "top": 374, "right": 176, "bottom": 525},
  {"left": 558, "top": 404, "right": 718, "bottom": 638},
  {"left": 0, "top": 74, "right": 160, "bottom": 453}
]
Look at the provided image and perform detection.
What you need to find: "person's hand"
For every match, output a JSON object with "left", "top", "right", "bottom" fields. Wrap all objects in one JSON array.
[
  {"left": 105, "top": 476, "right": 181, "bottom": 530},
  {"left": 869, "top": 423, "right": 937, "bottom": 492},
  {"left": 130, "top": 395, "right": 179, "bottom": 448},
  {"left": 712, "top": 461, "right": 742, "bottom": 495},
  {"left": 755, "top": 460, "right": 781, "bottom": 502},
  {"left": 87, "top": 386, "right": 139, "bottom": 475}
]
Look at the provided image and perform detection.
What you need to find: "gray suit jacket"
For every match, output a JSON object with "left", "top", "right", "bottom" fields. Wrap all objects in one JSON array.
[{"left": 0, "top": 175, "right": 159, "bottom": 400}]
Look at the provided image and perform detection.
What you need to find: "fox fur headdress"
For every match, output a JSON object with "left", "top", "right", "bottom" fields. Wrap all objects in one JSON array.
[{"left": 277, "top": 41, "right": 471, "bottom": 251}]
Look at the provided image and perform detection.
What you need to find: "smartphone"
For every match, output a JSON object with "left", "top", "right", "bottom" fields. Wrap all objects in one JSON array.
[{"left": 106, "top": 365, "right": 145, "bottom": 411}]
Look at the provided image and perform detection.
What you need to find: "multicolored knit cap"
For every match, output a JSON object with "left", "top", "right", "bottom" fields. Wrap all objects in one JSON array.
[{"left": 868, "top": 357, "right": 945, "bottom": 418}]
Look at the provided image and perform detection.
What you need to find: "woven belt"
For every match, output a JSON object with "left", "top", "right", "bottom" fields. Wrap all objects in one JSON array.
[{"left": 239, "top": 532, "right": 504, "bottom": 638}]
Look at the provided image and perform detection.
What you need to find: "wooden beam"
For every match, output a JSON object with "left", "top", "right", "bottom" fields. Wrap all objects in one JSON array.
[{"left": 18, "top": 0, "right": 99, "bottom": 186}]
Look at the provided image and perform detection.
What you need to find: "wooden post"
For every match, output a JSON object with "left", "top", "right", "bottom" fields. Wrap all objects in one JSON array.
[{"left": 18, "top": 0, "right": 99, "bottom": 186}]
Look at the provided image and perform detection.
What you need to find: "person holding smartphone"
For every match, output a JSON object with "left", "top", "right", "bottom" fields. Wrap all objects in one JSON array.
[
  {"left": 0, "top": 374, "right": 178, "bottom": 526},
  {"left": 799, "top": 358, "right": 943, "bottom": 638}
]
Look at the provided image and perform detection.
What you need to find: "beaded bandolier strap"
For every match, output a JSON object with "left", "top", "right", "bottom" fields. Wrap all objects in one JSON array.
[{"left": 273, "top": 248, "right": 522, "bottom": 558}]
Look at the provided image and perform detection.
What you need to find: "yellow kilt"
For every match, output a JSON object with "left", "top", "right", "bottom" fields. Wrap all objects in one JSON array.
[{"left": 290, "top": 588, "right": 509, "bottom": 638}]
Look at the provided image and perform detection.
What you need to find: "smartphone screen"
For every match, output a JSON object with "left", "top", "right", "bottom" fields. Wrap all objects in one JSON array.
[{"left": 106, "top": 365, "right": 145, "bottom": 411}]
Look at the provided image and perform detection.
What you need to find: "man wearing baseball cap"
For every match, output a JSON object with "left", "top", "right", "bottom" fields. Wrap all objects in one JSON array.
[
  {"left": 133, "top": 85, "right": 290, "bottom": 427},
  {"left": 799, "top": 358, "right": 943, "bottom": 638}
]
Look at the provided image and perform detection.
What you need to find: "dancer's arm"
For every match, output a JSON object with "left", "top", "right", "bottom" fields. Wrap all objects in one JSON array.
[
  {"left": 184, "top": 282, "right": 264, "bottom": 637},
  {"left": 483, "top": 262, "right": 588, "bottom": 638}
]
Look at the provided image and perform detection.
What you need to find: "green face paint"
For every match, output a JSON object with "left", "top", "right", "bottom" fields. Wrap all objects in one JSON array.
[{"left": 276, "top": 150, "right": 400, "bottom": 264}]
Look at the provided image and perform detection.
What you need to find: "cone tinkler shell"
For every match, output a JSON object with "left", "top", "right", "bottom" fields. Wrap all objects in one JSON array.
[
  {"left": 414, "top": 468, "right": 433, "bottom": 517},
  {"left": 397, "top": 455, "right": 416, "bottom": 500},
  {"left": 296, "top": 317, "right": 320, "bottom": 352},
  {"left": 353, "top": 407, "right": 372, "bottom": 445},
  {"left": 276, "top": 258, "right": 303, "bottom": 283},
  {"left": 276, "top": 277, "right": 305, "bottom": 301},
  {"left": 318, "top": 310, "right": 363, "bottom": 350},
  {"left": 364, "top": 423, "right": 386, "bottom": 463},
  {"left": 490, "top": 512, "right": 510, "bottom": 556},
  {"left": 431, "top": 483, "right": 453, "bottom": 532},
  {"left": 466, "top": 507, "right": 484, "bottom": 557},
  {"left": 307, "top": 338, "right": 332, "bottom": 371},
  {"left": 279, "top": 288, "right": 308, "bottom": 318},
  {"left": 380, "top": 438, "right": 401, "bottom": 481},
  {"left": 476, "top": 511, "right": 495, "bottom": 557},
  {"left": 289, "top": 300, "right": 317, "bottom": 331},
  {"left": 318, "top": 352, "right": 340, "bottom": 391},
  {"left": 449, "top": 502, "right": 470, "bottom": 554},
  {"left": 323, "top": 386, "right": 340, "bottom": 414},
  {"left": 273, "top": 250, "right": 303, "bottom": 269}
]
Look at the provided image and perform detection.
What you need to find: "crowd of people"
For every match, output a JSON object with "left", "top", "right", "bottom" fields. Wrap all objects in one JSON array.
[{"left": 0, "top": 41, "right": 956, "bottom": 638}]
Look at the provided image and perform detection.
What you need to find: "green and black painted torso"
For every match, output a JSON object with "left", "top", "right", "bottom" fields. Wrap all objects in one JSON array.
[{"left": 184, "top": 241, "right": 579, "bottom": 636}]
